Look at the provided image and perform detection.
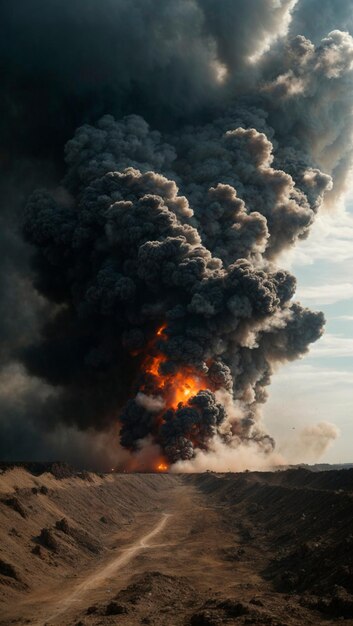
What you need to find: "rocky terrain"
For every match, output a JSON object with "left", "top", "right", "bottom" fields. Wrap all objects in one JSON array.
[{"left": 0, "top": 465, "right": 352, "bottom": 625}]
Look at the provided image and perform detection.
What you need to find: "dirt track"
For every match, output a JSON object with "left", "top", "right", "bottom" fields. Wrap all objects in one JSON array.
[
  {"left": 34, "top": 512, "right": 172, "bottom": 626},
  {"left": 1, "top": 468, "right": 353, "bottom": 625}
]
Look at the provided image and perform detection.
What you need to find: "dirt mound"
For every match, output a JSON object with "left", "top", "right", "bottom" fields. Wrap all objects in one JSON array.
[
  {"left": 190, "top": 598, "right": 285, "bottom": 626},
  {"left": 254, "top": 467, "right": 353, "bottom": 492},
  {"left": 38, "top": 527, "right": 59, "bottom": 552},
  {"left": 114, "top": 570, "right": 197, "bottom": 611},
  {"left": 0, "top": 559, "right": 19, "bottom": 581},
  {"left": 1, "top": 496, "right": 27, "bottom": 518},
  {"left": 0, "top": 461, "right": 82, "bottom": 478},
  {"left": 105, "top": 600, "right": 128, "bottom": 615}
]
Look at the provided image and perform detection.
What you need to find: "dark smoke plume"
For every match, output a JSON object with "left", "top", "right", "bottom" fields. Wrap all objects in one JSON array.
[
  {"left": 0, "top": 0, "right": 352, "bottom": 468},
  {"left": 21, "top": 114, "right": 326, "bottom": 463}
]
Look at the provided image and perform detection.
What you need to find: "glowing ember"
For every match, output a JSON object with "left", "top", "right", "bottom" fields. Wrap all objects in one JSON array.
[
  {"left": 156, "top": 323, "right": 167, "bottom": 337},
  {"left": 156, "top": 462, "right": 169, "bottom": 472}
]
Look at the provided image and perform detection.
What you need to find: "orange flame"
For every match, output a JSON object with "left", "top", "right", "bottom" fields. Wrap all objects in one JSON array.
[
  {"left": 156, "top": 324, "right": 167, "bottom": 337},
  {"left": 128, "top": 323, "right": 211, "bottom": 472},
  {"left": 141, "top": 322, "right": 208, "bottom": 410},
  {"left": 156, "top": 462, "right": 169, "bottom": 472},
  {"left": 144, "top": 352, "right": 206, "bottom": 409}
]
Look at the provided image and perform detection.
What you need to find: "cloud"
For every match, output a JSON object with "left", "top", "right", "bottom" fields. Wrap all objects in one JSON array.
[
  {"left": 307, "top": 333, "right": 353, "bottom": 358},
  {"left": 282, "top": 206, "right": 353, "bottom": 268},
  {"left": 336, "top": 315, "right": 353, "bottom": 321},
  {"left": 274, "top": 362, "right": 353, "bottom": 383},
  {"left": 296, "top": 283, "right": 353, "bottom": 305}
]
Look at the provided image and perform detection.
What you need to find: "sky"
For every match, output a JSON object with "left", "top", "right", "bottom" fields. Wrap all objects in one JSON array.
[{"left": 265, "top": 190, "right": 353, "bottom": 463}]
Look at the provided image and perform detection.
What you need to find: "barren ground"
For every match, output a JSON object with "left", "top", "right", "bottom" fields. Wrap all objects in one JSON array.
[{"left": 0, "top": 466, "right": 353, "bottom": 625}]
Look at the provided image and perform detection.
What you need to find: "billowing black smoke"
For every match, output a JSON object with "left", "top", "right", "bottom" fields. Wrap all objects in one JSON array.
[
  {"left": 22, "top": 109, "right": 326, "bottom": 464},
  {"left": 1, "top": 0, "right": 352, "bottom": 467}
]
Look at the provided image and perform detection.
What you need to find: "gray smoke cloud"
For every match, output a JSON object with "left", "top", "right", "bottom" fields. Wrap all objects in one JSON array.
[{"left": 0, "top": 0, "right": 351, "bottom": 469}]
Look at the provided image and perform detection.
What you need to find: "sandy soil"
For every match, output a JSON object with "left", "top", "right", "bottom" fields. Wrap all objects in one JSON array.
[
  {"left": 0, "top": 466, "right": 353, "bottom": 625},
  {"left": 33, "top": 513, "right": 172, "bottom": 626}
]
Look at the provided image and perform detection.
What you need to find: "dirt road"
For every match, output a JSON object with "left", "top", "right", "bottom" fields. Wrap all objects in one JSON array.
[{"left": 33, "top": 512, "right": 172, "bottom": 626}]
